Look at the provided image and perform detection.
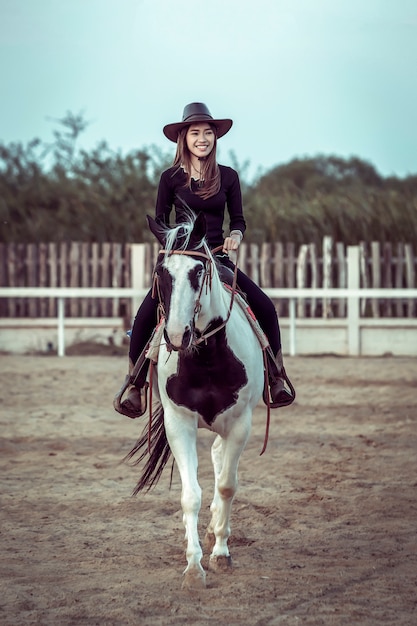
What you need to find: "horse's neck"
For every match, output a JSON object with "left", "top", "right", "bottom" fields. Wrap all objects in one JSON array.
[{"left": 195, "top": 273, "right": 231, "bottom": 330}]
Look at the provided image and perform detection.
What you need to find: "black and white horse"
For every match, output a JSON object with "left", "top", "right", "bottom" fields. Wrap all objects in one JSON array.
[{"left": 126, "top": 212, "right": 264, "bottom": 589}]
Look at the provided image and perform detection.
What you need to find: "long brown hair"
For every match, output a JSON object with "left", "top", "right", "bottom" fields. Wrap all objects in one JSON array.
[{"left": 172, "top": 125, "right": 221, "bottom": 199}]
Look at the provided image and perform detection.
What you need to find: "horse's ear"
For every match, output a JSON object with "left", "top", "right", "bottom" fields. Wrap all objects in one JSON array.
[
  {"left": 189, "top": 212, "right": 207, "bottom": 249},
  {"left": 147, "top": 215, "right": 166, "bottom": 246}
]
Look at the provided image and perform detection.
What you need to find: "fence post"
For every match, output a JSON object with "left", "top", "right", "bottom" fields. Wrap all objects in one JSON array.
[
  {"left": 347, "top": 246, "right": 360, "bottom": 355},
  {"left": 131, "top": 244, "right": 146, "bottom": 318},
  {"left": 57, "top": 297, "right": 65, "bottom": 357},
  {"left": 289, "top": 298, "right": 296, "bottom": 356}
]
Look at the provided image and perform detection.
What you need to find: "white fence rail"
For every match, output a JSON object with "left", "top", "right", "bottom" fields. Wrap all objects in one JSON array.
[
  {"left": 1, "top": 247, "right": 416, "bottom": 357},
  {"left": 0, "top": 286, "right": 416, "bottom": 357}
]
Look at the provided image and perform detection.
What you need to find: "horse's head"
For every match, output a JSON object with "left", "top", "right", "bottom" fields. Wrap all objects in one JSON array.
[{"left": 148, "top": 213, "right": 215, "bottom": 352}]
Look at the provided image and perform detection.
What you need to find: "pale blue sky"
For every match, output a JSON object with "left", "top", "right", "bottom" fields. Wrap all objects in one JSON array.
[{"left": 1, "top": 0, "right": 416, "bottom": 179}]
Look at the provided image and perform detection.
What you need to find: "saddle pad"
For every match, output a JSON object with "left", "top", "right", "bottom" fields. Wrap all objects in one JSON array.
[
  {"left": 145, "top": 318, "right": 166, "bottom": 362},
  {"left": 222, "top": 283, "right": 270, "bottom": 350}
]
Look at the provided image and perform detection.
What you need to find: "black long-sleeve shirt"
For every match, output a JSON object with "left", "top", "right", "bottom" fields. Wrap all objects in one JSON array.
[{"left": 155, "top": 164, "right": 246, "bottom": 249}]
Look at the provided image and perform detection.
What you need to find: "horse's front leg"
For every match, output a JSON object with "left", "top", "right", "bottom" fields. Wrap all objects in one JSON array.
[
  {"left": 164, "top": 410, "right": 206, "bottom": 590},
  {"left": 206, "top": 414, "right": 251, "bottom": 571}
]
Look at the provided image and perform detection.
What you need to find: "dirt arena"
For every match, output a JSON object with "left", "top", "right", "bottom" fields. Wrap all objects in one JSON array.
[{"left": 1, "top": 353, "right": 416, "bottom": 625}]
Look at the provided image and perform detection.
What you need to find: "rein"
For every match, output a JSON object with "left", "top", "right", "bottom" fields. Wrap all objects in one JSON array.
[{"left": 194, "top": 245, "right": 239, "bottom": 344}]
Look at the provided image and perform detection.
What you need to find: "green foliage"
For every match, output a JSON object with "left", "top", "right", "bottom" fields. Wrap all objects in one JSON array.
[
  {"left": 0, "top": 113, "right": 171, "bottom": 243},
  {"left": 244, "top": 156, "right": 417, "bottom": 246},
  {"left": 0, "top": 114, "right": 416, "bottom": 244}
]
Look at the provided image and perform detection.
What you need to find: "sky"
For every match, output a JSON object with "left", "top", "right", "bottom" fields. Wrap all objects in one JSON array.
[{"left": 1, "top": 0, "right": 416, "bottom": 180}]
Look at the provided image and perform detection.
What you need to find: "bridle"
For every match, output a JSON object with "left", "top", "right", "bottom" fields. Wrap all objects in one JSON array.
[{"left": 152, "top": 245, "right": 239, "bottom": 346}]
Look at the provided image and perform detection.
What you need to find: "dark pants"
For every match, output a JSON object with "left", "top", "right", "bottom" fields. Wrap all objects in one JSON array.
[{"left": 128, "top": 255, "right": 281, "bottom": 364}]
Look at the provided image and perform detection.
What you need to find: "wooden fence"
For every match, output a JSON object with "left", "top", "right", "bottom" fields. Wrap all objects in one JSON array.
[{"left": 0, "top": 239, "right": 415, "bottom": 320}]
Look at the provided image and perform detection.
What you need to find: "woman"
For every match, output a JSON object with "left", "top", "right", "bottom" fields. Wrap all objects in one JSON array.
[{"left": 115, "top": 102, "right": 294, "bottom": 417}]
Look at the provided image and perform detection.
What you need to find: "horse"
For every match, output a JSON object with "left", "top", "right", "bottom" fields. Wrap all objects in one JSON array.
[{"left": 124, "top": 212, "right": 265, "bottom": 590}]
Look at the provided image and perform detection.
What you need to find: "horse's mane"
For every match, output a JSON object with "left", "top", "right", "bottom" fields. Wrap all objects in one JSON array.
[
  {"left": 159, "top": 211, "right": 224, "bottom": 287},
  {"left": 163, "top": 211, "right": 212, "bottom": 259}
]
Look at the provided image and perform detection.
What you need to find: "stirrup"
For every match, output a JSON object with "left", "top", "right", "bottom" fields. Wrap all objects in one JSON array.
[
  {"left": 113, "top": 378, "right": 149, "bottom": 419},
  {"left": 263, "top": 349, "right": 296, "bottom": 409},
  {"left": 265, "top": 374, "right": 295, "bottom": 408}
]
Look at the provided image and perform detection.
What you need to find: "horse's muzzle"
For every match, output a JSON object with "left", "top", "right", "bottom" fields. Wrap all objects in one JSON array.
[{"left": 164, "top": 324, "right": 194, "bottom": 352}]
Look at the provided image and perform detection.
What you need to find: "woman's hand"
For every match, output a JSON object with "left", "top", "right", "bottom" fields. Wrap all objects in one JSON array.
[{"left": 222, "top": 230, "right": 243, "bottom": 253}]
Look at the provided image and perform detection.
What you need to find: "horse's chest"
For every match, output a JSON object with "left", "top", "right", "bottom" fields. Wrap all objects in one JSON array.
[{"left": 165, "top": 329, "right": 247, "bottom": 425}]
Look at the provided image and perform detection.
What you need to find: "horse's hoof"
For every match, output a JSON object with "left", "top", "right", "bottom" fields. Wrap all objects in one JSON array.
[
  {"left": 181, "top": 567, "right": 206, "bottom": 591},
  {"left": 203, "top": 531, "right": 215, "bottom": 552},
  {"left": 209, "top": 554, "right": 233, "bottom": 572}
]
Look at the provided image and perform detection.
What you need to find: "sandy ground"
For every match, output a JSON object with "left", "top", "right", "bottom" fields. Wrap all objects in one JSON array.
[{"left": 0, "top": 353, "right": 416, "bottom": 626}]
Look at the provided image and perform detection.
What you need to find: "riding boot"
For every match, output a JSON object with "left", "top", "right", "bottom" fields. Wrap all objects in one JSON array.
[
  {"left": 113, "top": 358, "right": 149, "bottom": 419},
  {"left": 267, "top": 348, "right": 295, "bottom": 408}
]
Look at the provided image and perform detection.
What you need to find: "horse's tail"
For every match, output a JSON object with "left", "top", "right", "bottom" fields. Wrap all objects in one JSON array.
[{"left": 122, "top": 402, "right": 172, "bottom": 494}]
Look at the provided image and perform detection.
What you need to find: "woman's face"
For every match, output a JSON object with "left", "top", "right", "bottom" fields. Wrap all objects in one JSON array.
[{"left": 185, "top": 123, "right": 215, "bottom": 160}]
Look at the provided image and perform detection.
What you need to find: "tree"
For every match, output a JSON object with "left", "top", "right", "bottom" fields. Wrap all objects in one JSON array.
[
  {"left": 0, "top": 118, "right": 416, "bottom": 245},
  {"left": 244, "top": 155, "right": 416, "bottom": 245}
]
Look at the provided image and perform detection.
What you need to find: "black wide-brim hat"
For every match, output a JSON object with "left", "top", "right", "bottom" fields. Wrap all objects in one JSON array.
[{"left": 163, "top": 102, "right": 233, "bottom": 143}]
